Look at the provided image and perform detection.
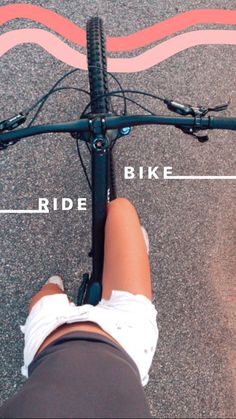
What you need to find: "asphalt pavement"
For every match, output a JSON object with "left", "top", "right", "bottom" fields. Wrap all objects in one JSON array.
[{"left": 0, "top": 0, "right": 235, "bottom": 417}]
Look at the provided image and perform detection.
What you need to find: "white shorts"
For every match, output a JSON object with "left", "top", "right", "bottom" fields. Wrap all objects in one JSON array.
[{"left": 20, "top": 290, "right": 158, "bottom": 386}]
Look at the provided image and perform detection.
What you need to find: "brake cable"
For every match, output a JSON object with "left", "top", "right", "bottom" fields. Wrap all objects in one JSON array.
[{"left": 0, "top": 63, "right": 230, "bottom": 150}]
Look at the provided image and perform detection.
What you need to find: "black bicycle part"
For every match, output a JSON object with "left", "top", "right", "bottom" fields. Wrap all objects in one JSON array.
[
  {"left": 87, "top": 17, "right": 109, "bottom": 114},
  {"left": 81, "top": 17, "right": 111, "bottom": 306},
  {"left": 0, "top": 113, "right": 26, "bottom": 132},
  {"left": 87, "top": 18, "right": 117, "bottom": 198},
  {"left": 77, "top": 273, "right": 90, "bottom": 306},
  {"left": 164, "top": 98, "right": 229, "bottom": 118},
  {"left": 2, "top": 115, "right": 236, "bottom": 146}
]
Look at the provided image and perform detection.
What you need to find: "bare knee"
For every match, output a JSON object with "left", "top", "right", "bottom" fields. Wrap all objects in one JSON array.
[
  {"left": 28, "top": 284, "right": 64, "bottom": 313},
  {"left": 107, "top": 197, "right": 137, "bottom": 216}
]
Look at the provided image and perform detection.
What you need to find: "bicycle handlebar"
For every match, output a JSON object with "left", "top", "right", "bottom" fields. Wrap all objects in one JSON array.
[
  {"left": 207, "top": 117, "right": 236, "bottom": 130},
  {"left": 0, "top": 114, "right": 236, "bottom": 144},
  {"left": 105, "top": 115, "right": 236, "bottom": 130}
]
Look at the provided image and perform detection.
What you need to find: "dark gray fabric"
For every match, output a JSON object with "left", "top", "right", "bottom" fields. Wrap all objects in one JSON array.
[{"left": 0, "top": 331, "right": 151, "bottom": 418}]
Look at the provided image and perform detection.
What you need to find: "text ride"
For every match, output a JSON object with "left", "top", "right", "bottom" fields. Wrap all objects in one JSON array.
[{"left": 38, "top": 198, "right": 87, "bottom": 211}]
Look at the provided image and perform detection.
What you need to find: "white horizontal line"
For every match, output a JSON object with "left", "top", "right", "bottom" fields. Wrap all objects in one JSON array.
[
  {"left": 165, "top": 175, "right": 236, "bottom": 180},
  {"left": 0, "top": 209, "right": 49, "bottom": 214}
]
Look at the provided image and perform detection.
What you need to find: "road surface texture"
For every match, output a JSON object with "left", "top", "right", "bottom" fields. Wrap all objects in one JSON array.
[{"left": 0, "top": 0, "right": 235, "bottom": 418}]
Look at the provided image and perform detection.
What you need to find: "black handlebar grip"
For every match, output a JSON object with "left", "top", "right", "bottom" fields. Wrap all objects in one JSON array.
[{"left": 209, "top": 116, "right": 236, "bottom": 131}]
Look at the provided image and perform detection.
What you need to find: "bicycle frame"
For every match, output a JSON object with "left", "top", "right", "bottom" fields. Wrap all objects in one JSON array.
[
  {"left": 88, "top": 132, "right": 109, "bottom": 305},
  {"left": 80, "top": 115, "right": 117, "bottom": 305}
]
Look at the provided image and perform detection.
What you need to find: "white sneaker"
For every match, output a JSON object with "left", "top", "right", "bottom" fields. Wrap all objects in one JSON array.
[
  {"left": 46, "top": 275, "right": 64, "bottom": 291},
  {"left": 141, "top": 226, "right": 150, "bottom": 254}
]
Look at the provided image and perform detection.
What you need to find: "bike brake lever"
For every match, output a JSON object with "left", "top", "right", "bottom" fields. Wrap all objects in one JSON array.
[
  {"left": 164, "top": 98, "right": 229, "bottom": 117},
  {"left": 0, "top": 113, "right": 26, "bottom": 150},
  {"left": 0, "top": 138, "right": 20, "bottom": 151},
  {"left": 176, "top": 124, "right": 209, "bottom": 142},
  {"left": 0, "top": 142, "right": 8, "bottom": 150},
  {"left": 164, "top": 99, "right": 208, "bottom": 116},
  {"left": 0, "top": 113, "right": 26, "bottom": 133}
]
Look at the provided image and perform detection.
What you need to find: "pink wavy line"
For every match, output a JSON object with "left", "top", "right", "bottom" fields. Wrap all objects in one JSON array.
[
  {"left": 0, "top": 29, "right": 236, "bottom": 72},
  {"left": 0, "top": 29, "right": 87, "bottom": 69},
  {"left": 109, "top": 9, "right": 236, "bottom": 51},
  {"left": 109, "top": 29, "right": 236, "bottom": 72},
  {"left": 1, "top": 4, "right": 236, "bottom": 51}
]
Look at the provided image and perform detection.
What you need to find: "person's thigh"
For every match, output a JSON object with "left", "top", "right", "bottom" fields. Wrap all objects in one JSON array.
[
  {"left": 102, "top": 197, "right": 152, "bottom": 300},
  {"left": 29, "top": 197, "right": 153, "bottom": 357}
]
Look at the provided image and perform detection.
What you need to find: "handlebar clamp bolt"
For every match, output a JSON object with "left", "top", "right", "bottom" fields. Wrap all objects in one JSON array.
[
  {"left": 119, "top": 126, "right": 132, "bottom": 136},
  {"left": 93, "top": 136, "right": 108, "bottom": 150}
]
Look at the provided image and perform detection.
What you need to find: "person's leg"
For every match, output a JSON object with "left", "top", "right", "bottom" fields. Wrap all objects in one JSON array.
[
  {"left": 29, "top": 197, "right": 151, "bottom": 310},
  {"left": 102, "top": 197, "right": 152, "bottom": 300},
  {"left": 27, "top": 197, "right": 152, "bottom": 357},
  {"left": 28, "top": 281, "right": 64, "bottom": 313}
]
